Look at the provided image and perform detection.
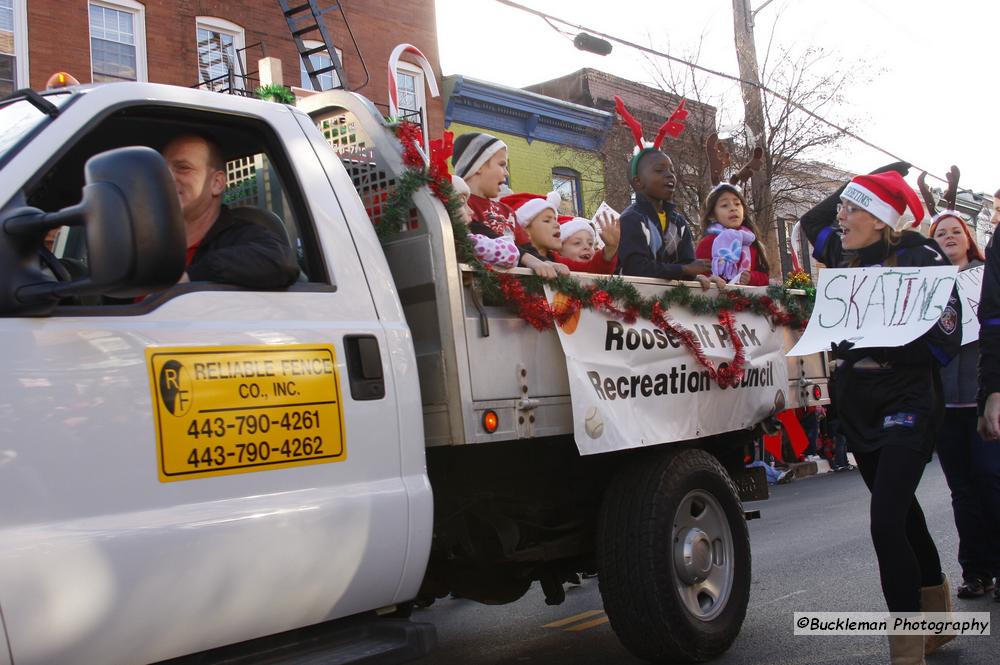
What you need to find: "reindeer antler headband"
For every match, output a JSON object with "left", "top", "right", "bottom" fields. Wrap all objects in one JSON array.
[
  {"left": 917, "top": 165, "right": 962, "bottom": 227},
  {"left": 614, "top": 95, "right": 688, "bottom": 178},
  {"left": 705, "top": 132, "right": 763, "bottom": 196}
]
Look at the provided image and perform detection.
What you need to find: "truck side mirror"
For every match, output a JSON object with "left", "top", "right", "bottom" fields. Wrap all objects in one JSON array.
[{"left": 0, "top": 146, "right": 186, "bottom": 314}]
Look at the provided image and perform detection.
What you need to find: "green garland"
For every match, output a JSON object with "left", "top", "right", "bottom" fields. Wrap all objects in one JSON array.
[
  {"left": 373, "top": 124, "right": 814, "bottom": 328},
  {"left": 256, "top": 84, "right": 295, "bottom": 104}
]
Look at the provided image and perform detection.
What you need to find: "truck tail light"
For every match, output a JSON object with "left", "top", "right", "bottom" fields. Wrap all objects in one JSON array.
[
  {"left": 812, "top": 385, "right": 822, "bottom": 400},
  {"left": 482, "top": 410, "right": 499, "bottom": 433}
]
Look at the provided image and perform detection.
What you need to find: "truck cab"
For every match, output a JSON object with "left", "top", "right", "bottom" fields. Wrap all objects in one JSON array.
[{"left": 0, "top": 83, "right": 433, "bottom": 665}]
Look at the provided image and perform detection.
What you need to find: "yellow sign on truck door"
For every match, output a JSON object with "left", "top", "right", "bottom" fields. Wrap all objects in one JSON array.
[{"left": 146, "top": 344, "right": 347, "bottom": 482}]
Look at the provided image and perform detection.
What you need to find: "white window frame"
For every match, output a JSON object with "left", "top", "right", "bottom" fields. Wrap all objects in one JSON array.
[
  {"left": 87, "top": 0, "right": 148, "bottom": 83},
  {"left": 1, "top": 0, "right": 29, "bottom": 89},
  {"left": 195, "top": 15, "right": 245, "bottom": 90},
  {"left": 299, "top": 39, "right": 342, "bottom": 91},
  {"left": 395, "top": 60, "right": 426, "bottom": 126}
]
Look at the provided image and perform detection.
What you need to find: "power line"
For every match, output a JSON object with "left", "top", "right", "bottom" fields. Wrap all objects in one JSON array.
[{"left": 494, "top": 0, "right": 949, "bottom": 185}]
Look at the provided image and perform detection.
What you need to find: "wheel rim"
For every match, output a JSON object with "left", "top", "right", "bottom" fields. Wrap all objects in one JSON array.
[{"left": 671, "top": 489, "right": 735, "bottom": 622}]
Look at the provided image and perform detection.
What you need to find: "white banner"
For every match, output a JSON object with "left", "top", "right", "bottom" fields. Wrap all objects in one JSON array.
[
  {"left": 957, "top": 265, "right": 983, "bottom": 345},
  {"left": 788, "top": 266, "right": 958, "bottom": 356},
  {"left": 545, "top": 287, "right": 788, "bottom": 455}
]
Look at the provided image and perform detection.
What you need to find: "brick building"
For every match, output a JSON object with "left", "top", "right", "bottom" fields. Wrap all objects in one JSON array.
[
  {"left": 1, "top": 0, "right": 444, "bottom": 137},
  {"left": 526, "top": 68, "right": 718, "bottom": 225},
  {"left": 443, "top": 75, "right": 612, "bottom": 217}
]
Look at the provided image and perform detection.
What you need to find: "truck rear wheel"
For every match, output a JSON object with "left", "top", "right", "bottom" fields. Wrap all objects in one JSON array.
[{"left": 597, "top": 449, "right": 750, "bottom": 663}]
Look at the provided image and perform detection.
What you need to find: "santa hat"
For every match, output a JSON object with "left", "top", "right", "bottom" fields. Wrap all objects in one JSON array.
[
  {"left": 559, "top": 216, "right": 596, "bottom": 242},
  {"left": 841, "top": 171, "right": 924, "bottom": 228},
  {"left": 452, "top": 132, "right": 508, "bottom": 179},
  {"left": 450, "top": 174, "right": 470, "bottom": 197},
  {"left": 500, "top": 191, "right": 562, "bottom": 227}
]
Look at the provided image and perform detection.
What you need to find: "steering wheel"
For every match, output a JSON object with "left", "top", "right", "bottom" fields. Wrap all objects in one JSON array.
[{"left": 37, "top": 245, "right": 72, "bottom": 282}]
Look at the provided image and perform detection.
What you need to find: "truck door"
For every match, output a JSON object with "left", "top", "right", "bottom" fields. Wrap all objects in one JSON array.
[{"left": 0, "top": 88, "right": 428, "bottom": 665}]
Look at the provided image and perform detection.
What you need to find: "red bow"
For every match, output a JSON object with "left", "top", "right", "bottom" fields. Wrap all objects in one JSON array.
[{"left": 429, "top": 131, "right": 454, "bottom": 180}]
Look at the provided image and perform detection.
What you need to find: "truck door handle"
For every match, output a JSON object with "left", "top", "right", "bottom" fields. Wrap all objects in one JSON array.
[{"left": 344, "top": 335, "right": 385, "bottom": 400}]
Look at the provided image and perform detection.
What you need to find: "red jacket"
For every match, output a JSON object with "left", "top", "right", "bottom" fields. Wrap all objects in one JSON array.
[
  {"left": 519, "top": 244, "right": 618, "bottom": 274},
  {"left": 695, "top": 233, "right": 769, "bottom": 286},
  {"left": 553, "top": 250, "right": 617, "bottom": 275}
]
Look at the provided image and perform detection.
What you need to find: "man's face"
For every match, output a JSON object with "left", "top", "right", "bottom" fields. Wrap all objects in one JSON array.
[
  {"left": 992, "top": 195, "right": 1000, "bottom": 226},
  {"left": 162, "top": 137, "right": 225, "bottom": 221},
  {"left": 632, "top": 152, "right": 676, "bottom": 202}
]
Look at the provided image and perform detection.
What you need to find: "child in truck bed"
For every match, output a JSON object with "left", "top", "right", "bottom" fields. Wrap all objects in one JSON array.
[
  {"left": 555, "top": 214, "right": 620, "bottom": 274},
  {"left": 451, "top": 175, "right": 519, "bottom": 269},
  {"left": 695, "top": 184, "right": 770, "bottom": 286},
  {"left": 502, "top": 192, "right": 620, "bottom": 274}
]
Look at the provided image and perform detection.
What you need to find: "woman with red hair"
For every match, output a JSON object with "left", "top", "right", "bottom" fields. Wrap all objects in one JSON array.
[{"left": 930, "top": 212, "right": 1000, "bottom": 604}]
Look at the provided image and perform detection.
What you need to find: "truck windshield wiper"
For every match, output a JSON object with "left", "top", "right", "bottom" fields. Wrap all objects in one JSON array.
[{"left": 0, "top": 89, "right": 60, "bottom": 117}]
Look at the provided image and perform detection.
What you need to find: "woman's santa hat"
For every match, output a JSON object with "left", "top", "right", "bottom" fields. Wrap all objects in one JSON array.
[
  {"left": 558, "top": 216, "right": 597, "bottom": 241},
  {"left": 500, "top": 191, "right": 563, "bottom": 227},
  {"left": 452, "top": 132, "right": 508, "bottom": 179},
  {"left": 840, "top": 171, "right": 924, "bottom": 228}
]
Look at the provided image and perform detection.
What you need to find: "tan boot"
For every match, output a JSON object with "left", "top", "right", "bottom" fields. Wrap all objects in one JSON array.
[
  {"left": 920, "top": 575, "right": 955, "bottom": 654},
  {"left": 889, "top": 633, "right": 926, "bottom": 665}
]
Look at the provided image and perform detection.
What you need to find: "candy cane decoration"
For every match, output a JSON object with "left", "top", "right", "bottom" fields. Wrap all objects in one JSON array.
[
  {"left": 387, "top": 43, "right": 440, "bottom": 119},
  {"left": 789, "top": 220, "right": 803, "bottom": 272}
]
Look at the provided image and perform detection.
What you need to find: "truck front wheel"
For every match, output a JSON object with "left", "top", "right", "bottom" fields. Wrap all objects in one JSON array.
[{"left": 597, "top": 448, "right": 750, "bottom": 663}]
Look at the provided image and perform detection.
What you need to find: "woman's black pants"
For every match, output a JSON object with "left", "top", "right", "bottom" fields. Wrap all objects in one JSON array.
[{"left": 854, "top": 446, "right": 943, "bottom": 612}]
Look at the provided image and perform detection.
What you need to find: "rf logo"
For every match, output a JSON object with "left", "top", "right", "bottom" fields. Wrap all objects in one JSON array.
[{"left": 159, "top": 359, "right": 193, "bottom": 416}]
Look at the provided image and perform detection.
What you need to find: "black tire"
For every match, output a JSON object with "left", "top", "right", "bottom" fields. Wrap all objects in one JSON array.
[{"left": 597, "top": 449, "right": 751, "bottom": 663}]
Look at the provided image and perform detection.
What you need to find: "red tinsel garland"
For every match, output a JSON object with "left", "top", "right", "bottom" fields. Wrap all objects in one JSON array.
[
  {"left": 494, "top": 276, "right": 748, "bottom": 387},
  {"left": 396, "top": 121, "right": 426, "bottom": 170}
]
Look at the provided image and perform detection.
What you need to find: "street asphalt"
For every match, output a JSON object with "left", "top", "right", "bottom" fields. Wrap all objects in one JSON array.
[{"left": 409, "top": 457, "right": 1000, "bottom": 664}]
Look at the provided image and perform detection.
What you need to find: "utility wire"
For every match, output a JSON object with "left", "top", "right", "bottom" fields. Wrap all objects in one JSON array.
[{"left": 494, "top": 0, "right": 949, "bottom": 185}]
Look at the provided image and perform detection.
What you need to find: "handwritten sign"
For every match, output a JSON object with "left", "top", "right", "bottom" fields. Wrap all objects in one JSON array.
[
  {"left": 957, "top": 265, "right": 983, "bottom": 345},
  {"left": 788, "top": 266, "right": 958, "bottom": 356}
]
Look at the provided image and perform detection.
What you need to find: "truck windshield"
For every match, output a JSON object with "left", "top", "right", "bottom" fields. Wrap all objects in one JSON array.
[{"left": 0, "top": 92, "right": 72, "bottom": 164}]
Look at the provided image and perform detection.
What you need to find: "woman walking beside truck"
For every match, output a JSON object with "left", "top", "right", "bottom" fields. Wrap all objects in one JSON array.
[{"left": 800, "top": 165, "right": 962, "bottom": 665}]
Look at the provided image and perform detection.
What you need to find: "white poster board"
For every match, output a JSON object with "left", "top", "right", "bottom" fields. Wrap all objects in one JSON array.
[
  {"left": 545, "top": 287, "right": 788, "bottom": 455},
  {"left": 787, "top": 266, "right": 958, "bottom": 356},
  {"left": 957, "top": 265, "right": 983, "bottom": 345}
]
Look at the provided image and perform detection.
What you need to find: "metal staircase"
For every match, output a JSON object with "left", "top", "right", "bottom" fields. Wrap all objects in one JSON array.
[{"left": 277, "top": 0, "right": 349, "bottom": 91}]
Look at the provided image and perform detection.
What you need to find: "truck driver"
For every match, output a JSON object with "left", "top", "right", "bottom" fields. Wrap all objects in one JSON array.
[{"left": 161, "top": 134, "right": 300, "bottom": 289}]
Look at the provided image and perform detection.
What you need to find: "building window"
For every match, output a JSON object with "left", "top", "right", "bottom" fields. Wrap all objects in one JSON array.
[
  {"left": 395, "top": 61, "right": 425, "bottom": 125},
  {"left": 0, "top": 0, "right": 27, "bottom": 96},
  {"left": 89, "top": 1, "right": 147, "bottom": 83},
  {"left": 196, "top": 16, "right": 245, "bottom": 91},
  {"left": 552, "top": 168, "right": 582, "bottom": 216},
  {"left": 299, "top": 40, "right": 341, "bottom": 91}
]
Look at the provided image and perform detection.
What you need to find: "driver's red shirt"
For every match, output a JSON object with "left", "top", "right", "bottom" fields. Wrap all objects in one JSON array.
[{"left": 185, "top": 241, "right": 201, "bottom": 268}]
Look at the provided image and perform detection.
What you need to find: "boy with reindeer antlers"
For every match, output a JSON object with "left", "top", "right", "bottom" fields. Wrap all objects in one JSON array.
[{"left": 613, "top": 96, "right": 713, "bottom": 284}]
